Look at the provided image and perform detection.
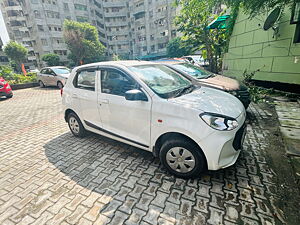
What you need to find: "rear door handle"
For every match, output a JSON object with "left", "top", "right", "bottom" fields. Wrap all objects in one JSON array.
[
  {"left": 99, "top": 99, "right": 109, "bottom": 104},
  {"left": 72, "top": 94, "right": 78, "bottom": 98}
]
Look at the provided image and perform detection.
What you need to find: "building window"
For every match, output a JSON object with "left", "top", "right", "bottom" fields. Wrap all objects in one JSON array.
[
  {"left": 76, "top": 16, "right": 89, "bottom": 22},
  {"left": 41, "top": 39, "right": 48, "bottom": 45},
  {"left": 37, "top": 25, "right": 44, "bottom": 31},
  {"left": 74, "top": 4, "right": 87, "bottom": 11},
  {"left": 64, "top": 3, "right": 69, "bottom": 11}
]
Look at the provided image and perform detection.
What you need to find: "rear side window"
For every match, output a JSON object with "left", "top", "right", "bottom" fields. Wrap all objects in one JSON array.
[
  {"left": 74, "top": 69, "right": 96, "bottom": 91},
  {"left": 101, "top": 69, "right": 137, "bottom": 96}
]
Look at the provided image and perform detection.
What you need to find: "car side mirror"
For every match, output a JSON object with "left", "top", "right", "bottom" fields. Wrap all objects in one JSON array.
[{"left": 125, "top": 89, "right": 148, "bottom": 102}]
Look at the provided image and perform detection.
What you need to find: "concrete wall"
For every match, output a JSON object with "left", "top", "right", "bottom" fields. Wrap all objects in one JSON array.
[{"left": 223, "top": 7, "right": 300, "bottom": 85}]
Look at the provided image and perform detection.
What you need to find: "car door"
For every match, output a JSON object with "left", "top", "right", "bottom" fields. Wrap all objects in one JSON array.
[
  {"left": 47, "top": 69, "right": 57, "bottom": 86},
  {"left": 39, "top": 69, "right": 49, "bottom": 85},
  {"left": 73, "top": 67, "right": 102, "bottom": 128},
  {"left": 98, "top": 67, "right": 151, "bottom": 148}
]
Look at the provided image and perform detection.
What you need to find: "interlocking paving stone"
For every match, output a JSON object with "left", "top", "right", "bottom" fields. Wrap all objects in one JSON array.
[{"left": 0, "top": 87, "right": 293, "bottom": 224}]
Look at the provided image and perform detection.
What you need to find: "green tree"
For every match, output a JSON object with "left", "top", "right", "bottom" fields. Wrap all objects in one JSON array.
[
  {"left": 4, "top": 41, "right": 28, "bottom": 72},
  {"left": 63, "top": 20, "right": 105, "bottom": 66},
  {"left": 218, "top": 0, "right": 299, "bottom": 17},
  {"left": 41, "top": 53, "right": 60, "bottom": 66},
  {"left": 112, "top": 54, "right": 121, "bottom": 61},
  {"left": 175, "top": 0, "right": 230, "bottom": 73},
  {"left": 166, "top": 37, "right": 192, "bottom": 58}
]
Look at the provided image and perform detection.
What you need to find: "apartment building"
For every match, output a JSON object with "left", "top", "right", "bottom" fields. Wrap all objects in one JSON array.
[
  {"left": 0, "top": 37, "right": 9, "bottom": 65},
  {"left": 1, "top": 0, "right": 179, "bottom": 68},
  {"left": 1, "top": 0, "right": 95, "bottom": 68}
]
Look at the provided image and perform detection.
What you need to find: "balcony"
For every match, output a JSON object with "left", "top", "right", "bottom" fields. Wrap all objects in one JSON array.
[
  {"left": 103, "top": 1, "right": 126, "bottom": 8},
  {"left": 49, "top": 31, "right": 63, "bottom": 38},
  {"left": 108, "top": 40, "right": 129, "bottom": 45},
  {"left": 41, "top": 4, "right": 60, "bottom": 12},
  {"left": 5, "top": 5, "right": 22, "bottom": 11},
  {"left": 106, "top": 30, "right": 129, "bottom": 36},
  {"left": 133, "top": 5, "right": 145, "bottom": 15},
  {"left": 104, "top": 10, "right": 127, "bottom": 18},
  {"left": 105, "top": 21, "right": 128, "bottom": 27}
]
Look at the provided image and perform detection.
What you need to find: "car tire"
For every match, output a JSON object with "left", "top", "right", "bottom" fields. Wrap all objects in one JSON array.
[
  {"left": 159, "top": 138, "right": 206, "bottom": 178},
  {"left": 39, "top": 80, "right": 45, "bottom": 88},
  {"left": 6, "top": 94, "right": 13, "bottom": 98},
  {"left": 57, "top": 81, "right": 63, "bottom": 89},
  {"left": 67, "top": 112, "right": 87, "bottom": 137}
]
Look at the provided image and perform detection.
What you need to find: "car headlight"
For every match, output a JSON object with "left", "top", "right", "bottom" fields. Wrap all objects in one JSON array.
[{"left": 200, "top": 113, "right": 239, "bottom": 131}]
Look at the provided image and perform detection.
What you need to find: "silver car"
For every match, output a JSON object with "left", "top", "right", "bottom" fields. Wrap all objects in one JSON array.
[{"left": 37, "top": 66, "right": 71, "bottom": 89}]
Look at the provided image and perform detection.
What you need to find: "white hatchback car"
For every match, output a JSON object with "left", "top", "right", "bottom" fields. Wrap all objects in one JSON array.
[
  {"left": 38, "top": 66, "right": 70, "bottom": 89},
  {"left": 62, "top": 61, "right": 246, "bottom": 178}
]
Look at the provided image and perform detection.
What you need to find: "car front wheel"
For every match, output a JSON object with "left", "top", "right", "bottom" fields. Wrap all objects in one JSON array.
[
  {"left": 67, "top": 113, "right": 87, "bottom": 137},
  {"left": 159, "top": 138, "right": 206, "bottom": 178},
  {"left": 39, "top": 80, "right": 45, "bottom": 88}
]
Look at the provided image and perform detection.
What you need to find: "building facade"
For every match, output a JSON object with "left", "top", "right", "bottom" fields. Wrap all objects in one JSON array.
[
  {"left": 223, "top": 6, "right": 300, "bottom": 85},
  {"left": 1, "top": 0, "right": 179, "bottom": 69},
  {"left": 0, "top": 37, "right": 9, "bottom": 65}
]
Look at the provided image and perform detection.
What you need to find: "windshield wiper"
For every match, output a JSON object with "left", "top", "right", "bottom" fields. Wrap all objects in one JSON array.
[{"left": 173, "top": 85, "right": 194, "bottom": 98}]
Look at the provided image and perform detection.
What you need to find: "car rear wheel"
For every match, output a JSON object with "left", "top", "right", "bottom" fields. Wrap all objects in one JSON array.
[
  {"left": 6, "top": 94, "right": 13, "bottom": 98},
  {"left": 67, "top": 112, "right": 87, "bottom": 137},
  {"left": 159, "top": 138, "right": 206, "bottom": 178},
  {"left": 39, "top": 80, "right": 45, "bottom": 88},
  {"left": 57, "top": 81, "right": 63, "bottom": 89}
]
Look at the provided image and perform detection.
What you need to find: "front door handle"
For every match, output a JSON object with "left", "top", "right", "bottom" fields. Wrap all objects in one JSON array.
[{"left": 99, "top": 99, "right": 109, "bottom": 104}]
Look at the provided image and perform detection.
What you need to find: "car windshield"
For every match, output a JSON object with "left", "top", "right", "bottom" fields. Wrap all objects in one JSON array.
[
  {"left": 52, "top": 68, "right": 70, "bottom": 74},
  {"left": 172, "top": 63, "right": 212, "bottom": 79},
  {"left": 129, "top": 64, "right": 193, "bottom": 99}
]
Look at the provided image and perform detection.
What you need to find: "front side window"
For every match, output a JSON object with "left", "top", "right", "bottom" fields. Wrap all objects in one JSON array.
[
  {"left": 172, "top": 63, "right": 211, "bottom": 79},
  {"left": 74, "top": 70, "right": 96, "bottom": 91},
  {"left": 128, "top": 64, "right": 192, "bottom": 99},
  {"left": 101, "top": 69, "right": 137, "bottom": 96}
]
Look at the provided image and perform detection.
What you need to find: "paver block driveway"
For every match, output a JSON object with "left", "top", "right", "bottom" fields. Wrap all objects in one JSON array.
[{"left": 0, "top": 87, "right": 298, "bottom": 225}]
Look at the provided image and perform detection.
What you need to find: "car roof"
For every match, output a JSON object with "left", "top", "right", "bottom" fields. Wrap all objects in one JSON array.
[
  {"left": 41, "top": 66, "right": 69, "bottom": 69},
  {"left": 154, "top": 59, "right": 185, "bottom": 65},
  {"left": 75, "top": 60, "right": 159, "bottom": 70}
]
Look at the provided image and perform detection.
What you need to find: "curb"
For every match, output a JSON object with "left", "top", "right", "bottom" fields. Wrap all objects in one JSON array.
[{"left": 11, "top": 82, "right": 39, "bottom": 90}]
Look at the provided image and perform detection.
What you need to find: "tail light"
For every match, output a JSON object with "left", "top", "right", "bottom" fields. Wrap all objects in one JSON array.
[{"left": 60, "top": 88, "right": 63, "bottom": 96}]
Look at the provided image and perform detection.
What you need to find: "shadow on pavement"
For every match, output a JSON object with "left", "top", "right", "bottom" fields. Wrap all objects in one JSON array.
[{"left": 43, "top": 131, "right": 242, "bottom": 223}]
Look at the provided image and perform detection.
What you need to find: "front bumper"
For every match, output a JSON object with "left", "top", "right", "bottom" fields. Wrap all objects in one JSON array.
[
  {"left": 198, "top": 111, "right": 247, "bottom": 170},
  {"left": 229, "top": 89, "right": 251, "bottom": 109}
]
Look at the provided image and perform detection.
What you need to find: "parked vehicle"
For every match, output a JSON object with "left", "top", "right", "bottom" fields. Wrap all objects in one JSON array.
[
  {"left": 0, "top": 77, "right": 13, "bottom": 99},
  {"left": 157, "top": 59, "right": 251, "bottom": 108},
  {"left": 182, "top": 55, "right": 208, "bottom": 66},
  {"left": 37, "top": 66, "right": 70, "bottom": 89},
  {"left": 62, "top": 61, "right": 247, "bottom": 178}
]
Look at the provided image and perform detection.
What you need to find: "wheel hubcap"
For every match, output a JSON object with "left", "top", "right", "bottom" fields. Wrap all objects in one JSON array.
[
  {"left": 166, "top": 147, "right": 196, "bottom": 173},
  {"left": 69, "top": 117, "right": 80, "bottom": 134},
  {"left": 58, "top": 83, "right": 63, "bottom": 89},
  {"left": 39, "top": 81, "right": 43, "bottom": 87}
]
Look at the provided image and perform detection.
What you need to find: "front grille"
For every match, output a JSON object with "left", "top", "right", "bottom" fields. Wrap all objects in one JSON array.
[
  {"left": 233, "top": 123, "right": 246, "bottom": 151},
  {"left": 237, "top": 90, "right": 250, "bottom": 98}
]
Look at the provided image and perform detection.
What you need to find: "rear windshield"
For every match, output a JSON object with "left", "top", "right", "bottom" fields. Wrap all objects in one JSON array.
[
  {"left": 52, "top": 68, "right": 70, "bottom": 74},
  {"left": 172, "top": 63, "right": 211, "bottom": 79}
]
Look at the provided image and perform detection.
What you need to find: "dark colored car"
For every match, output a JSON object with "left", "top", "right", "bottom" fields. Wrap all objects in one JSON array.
[
  {"left": 157, "top": 59, "right": 251, "bottom": 108},
  {"left": 0, "top": 77, "right": 13, "bottom": 99}
]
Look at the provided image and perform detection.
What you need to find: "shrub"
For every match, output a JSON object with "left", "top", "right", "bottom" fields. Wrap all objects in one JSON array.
[{"left": 0, "top": 65, "right": 37, "bottom": 84}]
